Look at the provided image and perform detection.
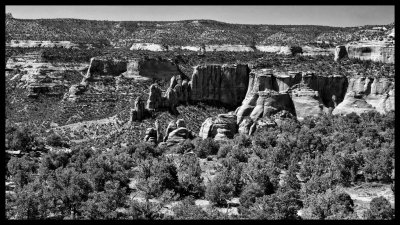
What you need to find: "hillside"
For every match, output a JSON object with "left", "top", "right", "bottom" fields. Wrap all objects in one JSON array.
[{"left": 6, "top": 14, "right": 394, "bottom": 47}]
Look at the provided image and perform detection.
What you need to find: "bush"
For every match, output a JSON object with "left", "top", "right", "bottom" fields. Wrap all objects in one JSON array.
[
  {"left": 302, "top": 189, "right": 355, "bottom": 220},
  {"left": 205, "top": 171, "right": 235, "bottom": 206},
  {"left": 227, "top": 146, "right": 248, "bottom": 163},
  {"left": 46, "top": 133, "right": 68, "bottom": 147},
  {"left": 233, "top": 134, "right": 252, "bottom": 148},
  {"left": 7, "top": 127, "right": 37, "bottom": 152},
  {"left": 239, "top": 183, "right": 264, "bottom": 208},
  {"left": 364, "top": 196, "right": 394, "bottom": 220},
  {"left": 243, "top": 189, "right": 302, "bottom": 219},
  {"left": 176, "top": 154, "right": 205, "bottom": 198},
  {"left": 194, "top": 138, "right": 220, "bottom": 158},
  {"left": 128, "top": 142, "right": 161, "bottom": 160},
  {"left": 217, "top": 144, "right": 232, "bottom": 159},
  {"left": 171, "top": 139, "right": 195, "bottom": 154}
]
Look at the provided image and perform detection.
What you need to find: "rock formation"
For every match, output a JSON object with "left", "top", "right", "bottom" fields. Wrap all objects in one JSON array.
[
  {"left": 144, "top": 128, "right": 158, "bottom": 144},
  {"left": 199, "top": 114, "right": 238, "bottom": 140},
  {"left": 145, "top": 75, "right": 190, "bottom": 112},
  {"left": 6, "top": 51, "right": 88, "bottom": 97},
  {"left": 189, "top": 64, "right": 250, "bottom": 107},
  {"left": 129, "top": 97, "right": 146, "bottom": 123},
  {"left": 160, "top": 119, "right": 195, "bottom": 147},
  {"left": 290, "top": 85, "right": 325, "bottom": 121},
  {"left": 146, "top": 84, "right": 163, "bottom": 111},
  {"left": 144, "top": 120, "right": 164, "bottom": 145},
  {"left": 334, "top": 45, "right": 348, "bottom": 62},
  {"left": 65, "top": 56, "right": 184, "bottom": 102},
  {"left": 238, "top": 117, "right": 253, "bottom": 135},
  {"left": 163, "top": 121, "right": 177, "bottom": 142},
  {"left": 332, "top": 77, "right": 395, "bottom": 115},
  {"left": 345, "top": 41, "right": 395, "bottom": 64}
]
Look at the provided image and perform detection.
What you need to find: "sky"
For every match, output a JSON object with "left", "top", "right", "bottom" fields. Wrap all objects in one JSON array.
[{"left": 5, "top": 5, "right": 395, "bottom": 27}]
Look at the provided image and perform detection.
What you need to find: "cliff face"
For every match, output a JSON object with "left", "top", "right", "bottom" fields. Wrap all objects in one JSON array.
[
  {"left": 189, "top": 64, "right": 250, "bottom": 107},
  {"left": 66, "top": 57, "right": 183, "bottom": 102},
  {"left": 235, "top": 69, "right": 351, "bottom": 123},
  {"left": 346, "top": 41, "right": 395, "bottom": 64},
  {"left": 333, "top": 77, "right": 395, "bottom": 115},
  {"left": 6, "top": 51, "right": 88, "bottom": 97}
]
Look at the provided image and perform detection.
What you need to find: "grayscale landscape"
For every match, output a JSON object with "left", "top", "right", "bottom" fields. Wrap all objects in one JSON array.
[{"left": 5, "top": 5, "right": 395, "bottom": 220}]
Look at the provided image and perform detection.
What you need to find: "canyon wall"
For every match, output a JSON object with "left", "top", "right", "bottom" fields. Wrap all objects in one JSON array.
[
  {"left": 66, "top": 57, "right": 183, "bottom": 102},
  {"left": 336, "top": 41, "right": 395, "bottom": 64},
  {"left": 346, "top": 42, "right": 395, "bottom": 64},
  {"left": 189, "top": 64, "right": 250, "bottom": 107},
  {"left": 129, "top": 42, "right": 335, "bottom": 56},
  {"left": 6, "top": 51, "right": 88, "bottom": 97},
  {"left": 332, "top": 77, "right": 395, "bottom": 115}
]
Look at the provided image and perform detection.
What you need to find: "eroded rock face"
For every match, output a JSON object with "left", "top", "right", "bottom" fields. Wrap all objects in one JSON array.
[
  {"left": 65, "top": 57, "right": 183, "bottom": 102},
  {"left": 166, "top": 127, "right": 195, "bottom": 147},
  {"left": 238, "top": 117, "right": 253, "bottom": 135},
  {"left": 160, "top": 119, "right": 195, "bottom": 147},
  {"left": 6, "top": 51, "right": 88, "bottom": 97},
  {"left": 144, "top": 120, "right": 163, "bottom": 145},
  {"left": 146, "top": 84, "right": 163, "bottom": 111},
  {"left": 346, "top": 41, "right": 395, "bottom": 64},
  {"left": 333, "top": 77, "right": 395, "bottom": 115},
  {"left": 126, "top": 58, "right": 183, "bottom": 81},
  {"left": 144, "top": 128, "right": 158, "bottom": 144},
  {"left": 189, "top": 64, "right": 250, "bottom": 107},
  {"left": 199, "top": 114, "right": 238, "bottom": 140},
  {"left": 334, "top": 45, "right": 348, "bottom": 62},
  {"left": 129, "top": 97, "right": 146, "bottom": 122},
  {"left": 290, "top": 86, "right": 325, "bottom": 121}
]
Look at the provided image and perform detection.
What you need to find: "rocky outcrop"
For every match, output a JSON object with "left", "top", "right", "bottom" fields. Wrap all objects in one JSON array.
[
  {"left": 236, "top": 69, "right": 348, "bottom": 124},
  {"left": 164, "top": 121, "right": 177, "bottom": 142},
  {"left": 6, "top": 51, "right": 88, "bottom": 97},
  {"left": 144, "top": 120, "right": 163, "bottom": 145},
  {"left": 333, "top": 77, "right": 395, "bottom": 115},
  {"left": 129, "top": 97, "right": 146, "bottom": 123},
  {"left": 189, "top": 64, "right": 250, "bottom": 107},
  {"left": 146, "top": 84, "right": 163, "bottom": 111},
  {"left": 159, "top": 119, "right": 195, "bottom": 147},
  {"left": 334, "top": 45, "right": 348, "bottom": 62},
  {"left": 290, "top": 85, "right": 325, "bottom": 121},
  {"left": 237, "top": 90, "right": 296, "bottom": 124},
  {"left": 65, "top": 57, "right": 183, "bottom": 102},
  {"left": 145, "top": 75, "right": 190, "bottom": 112},
  {"left": 199, "top": 114, "right": 238, "bottom": 140},
  {"left": 125, "top": 58, "right": 183, "bottom": 81},
  {"left": 6, "top": 40, "right": 79, "bottom": 49},
  {"left": 238, "top": 117, "right": 254, "bottom": 135},
  {"left": 346, "top": 41, "right": 395, "bottom": 64},
  {"left": 144, "top": 128, "right": 158, "bottom": 144}
]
